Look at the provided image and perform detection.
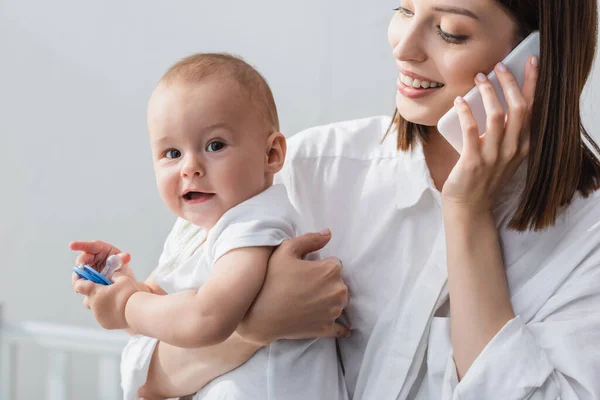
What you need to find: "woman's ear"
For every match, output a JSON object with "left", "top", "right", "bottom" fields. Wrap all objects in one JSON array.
[{"left": 265, "top": 132, "right": 287, "bottom": 174}]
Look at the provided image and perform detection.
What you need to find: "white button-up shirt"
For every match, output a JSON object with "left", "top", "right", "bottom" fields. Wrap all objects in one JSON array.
[{"left": 276, "top": 115, "right": 600, "bottom": 400}]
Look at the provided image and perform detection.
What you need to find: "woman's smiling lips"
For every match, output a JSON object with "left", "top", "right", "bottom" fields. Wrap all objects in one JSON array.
[
  {"left": 396, "top": 77, "right": 444, "bottom": 99},
  {"left": 396, "top": 66, "right": 445, "bottom": 99}
]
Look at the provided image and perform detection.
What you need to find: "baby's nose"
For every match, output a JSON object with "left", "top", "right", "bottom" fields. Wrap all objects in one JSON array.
[{"left": 181, "top": 157, "right": 205, "bottom": 177}]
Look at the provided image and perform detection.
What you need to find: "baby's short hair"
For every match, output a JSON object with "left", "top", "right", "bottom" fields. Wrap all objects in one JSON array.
[{"left": 160, "top": 53, "right": 279, "bottom": 132}]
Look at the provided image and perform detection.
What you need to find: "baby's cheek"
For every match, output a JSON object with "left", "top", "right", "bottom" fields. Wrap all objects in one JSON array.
[{"left": 155, "top": 174, "right": 180, "bottom": 212}]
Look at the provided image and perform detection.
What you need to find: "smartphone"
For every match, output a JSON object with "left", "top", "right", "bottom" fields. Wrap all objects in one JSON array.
[{"left": 436, "top": 31, "right": 540, "bottom": 153}]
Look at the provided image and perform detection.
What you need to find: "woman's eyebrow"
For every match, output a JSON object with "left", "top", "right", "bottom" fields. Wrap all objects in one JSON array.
[{"left": 433, "top": 5, "right": 480, "bottom": 21}]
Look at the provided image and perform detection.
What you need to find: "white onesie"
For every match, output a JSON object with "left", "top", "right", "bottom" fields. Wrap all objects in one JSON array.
[{"left": 120, "top": 184, "right": 348, "bottom": 400}]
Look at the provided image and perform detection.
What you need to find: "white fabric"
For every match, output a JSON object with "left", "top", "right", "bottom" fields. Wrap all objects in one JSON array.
[
  {"left": 273, "top": 116, "right": 600, "bottom": 399},
  {"left": 120, "top": 184, "right": 348, "bottom": 400}
]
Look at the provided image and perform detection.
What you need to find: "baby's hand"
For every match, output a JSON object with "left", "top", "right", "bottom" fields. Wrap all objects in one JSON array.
[
  {"left": 69, "top": 240, "right": 136, "bottom": 282},
  {"left": 74, "top": 273, "right": 139, "bottom": 330}
]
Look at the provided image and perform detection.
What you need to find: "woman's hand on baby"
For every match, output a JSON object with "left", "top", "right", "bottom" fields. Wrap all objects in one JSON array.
[
  {"left": 442, "top": 57, "right": 539, "bottom": 213},
  {"left": 74, "top": 273, "right": 139, "bottom": 330},
  {"left": 236, "top": 229, "right": 350, "bottom": 345}
]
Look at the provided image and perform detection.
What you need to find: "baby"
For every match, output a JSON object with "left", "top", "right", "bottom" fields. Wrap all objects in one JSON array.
[{"left": 70, "top": 53, "right": 348, "bottom": 400}]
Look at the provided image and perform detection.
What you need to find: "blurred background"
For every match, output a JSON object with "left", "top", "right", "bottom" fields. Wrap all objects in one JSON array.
[{"left": 0, "top": 0, "right": 599, "bottom": 399}]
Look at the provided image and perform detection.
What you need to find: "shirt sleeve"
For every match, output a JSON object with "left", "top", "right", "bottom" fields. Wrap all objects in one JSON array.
[
  {"left": 440, "top": 256, "right": 600, "bottom": 400},
  {"left": 206, "top": 185, "right": 299, "bottom": 264},
  {"left": 120, "top": 334, "right": 160, "bottom": 400}
]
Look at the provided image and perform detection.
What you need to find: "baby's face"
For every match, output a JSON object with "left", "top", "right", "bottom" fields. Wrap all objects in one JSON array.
[{"left": 148, "top": 79, "right": 271, "bottom": 230}]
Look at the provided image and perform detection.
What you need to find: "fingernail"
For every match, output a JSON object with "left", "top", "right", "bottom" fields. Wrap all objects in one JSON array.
[
  {"left": 476, "top": 72, "right": 487, "bottom": 82},
  {"left": 531, "top": 56, "right": 539, "bottom": 67},
  {"left": 455, "top": 96, "right": 464, "bottom": 105},
  {"left": 496, "top": 62, "right": 507, "bottom": 72},
  {"left": 319, "top": 229, "right": 331, "bottom": 236}
]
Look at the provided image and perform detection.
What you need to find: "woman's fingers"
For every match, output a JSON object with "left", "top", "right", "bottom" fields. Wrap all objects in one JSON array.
[
  {"left": 282, "top": 230, "right": 332, "bottom": 259},
  {"left": 322, "top": 322, "right": 351, "bottom": 339},
  {"left": 474, "top": 71, "right": 505, "bottom": 153},
  {"left": 454, "top": 96, "right": 481, "bottom": 154},
  {"left": 521, "top": 57, "right": 539, "bottom": 114},
  {"left": 494, "top": 62, "right": 530, "bottom": 159},
  {"left": 518, "top": 56, "right": 539, "bottom": 155}
]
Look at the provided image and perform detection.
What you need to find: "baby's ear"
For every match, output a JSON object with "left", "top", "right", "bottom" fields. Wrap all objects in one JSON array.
[{"left": 265, "top": 132, "right": 287, "bottom": 173}]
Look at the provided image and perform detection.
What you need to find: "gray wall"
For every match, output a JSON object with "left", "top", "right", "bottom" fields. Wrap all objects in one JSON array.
[{"left": 0, "top": 1, "right": 599, "bottom": 398}]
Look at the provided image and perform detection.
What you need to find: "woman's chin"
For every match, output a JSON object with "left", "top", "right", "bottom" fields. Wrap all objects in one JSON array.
[
  {"left": 395, "top": 109, "right": 439, "bottom": 128},
  {"left": 396, "top": 97, "right": 443, "bottom": 127}
]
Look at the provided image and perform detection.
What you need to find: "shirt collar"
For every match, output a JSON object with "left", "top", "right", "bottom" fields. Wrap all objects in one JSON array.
[
  {"left": 395, "top": 138, "right": 433, "bottom": 210},
  {"left": 394, "top": 136, "right": 528, "bottom": 213}
]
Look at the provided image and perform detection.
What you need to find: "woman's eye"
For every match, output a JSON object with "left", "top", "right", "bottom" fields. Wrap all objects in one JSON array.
[
  {"left": 165, "top": 149, "right": 181, "bottom": 159},
  {"left": 393, "top": 6, "right": 414, "bottom": 17},
  {"left": 206, "top": 141, "right": 225, "bottom": 152},
  {"left": 437, "top": 27, "right": 469, "bottom": 45}
]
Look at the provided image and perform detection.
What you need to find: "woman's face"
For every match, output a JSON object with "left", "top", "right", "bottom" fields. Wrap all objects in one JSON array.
[{"left": 388, "top": 0, "right": 518, "bottom": 127}]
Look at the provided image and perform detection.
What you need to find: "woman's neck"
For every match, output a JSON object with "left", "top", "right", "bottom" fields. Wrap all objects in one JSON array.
[{"left": 422, "top": 127, "right": 460, "bottom": 192}]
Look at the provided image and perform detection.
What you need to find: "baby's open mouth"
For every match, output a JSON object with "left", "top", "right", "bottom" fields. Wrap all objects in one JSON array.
[{"left": 183, "top": 191, "right": 215, "bottom": 202}]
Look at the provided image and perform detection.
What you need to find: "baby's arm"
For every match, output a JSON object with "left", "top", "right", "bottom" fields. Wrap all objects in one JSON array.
[
  {"left": 143, "top": 276, "right": 168, "bottom": 296},
  {"left": 121, "top": 277, "right": 166, "bottom": 336},
  {"left": 124, "top": 246, "right": 272, "bottom": 348}
]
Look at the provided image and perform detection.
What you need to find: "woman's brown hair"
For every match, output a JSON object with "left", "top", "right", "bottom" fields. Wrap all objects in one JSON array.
[{"left": 389, "top": 0, "right": 600, "bottom": 231}]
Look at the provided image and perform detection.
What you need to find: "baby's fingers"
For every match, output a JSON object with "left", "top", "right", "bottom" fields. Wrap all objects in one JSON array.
[
  {"left": 69, "top": 240, "right": 116, "bottom": 255},
  {"left": 69, "top": 240, "right": 97, "bottom": 253},
  {"left": 71, "top": 272, "right": 80, "bottom": 286},
  {"left": 74, "top": 279, "right": 96, "bottom": 296},
  {"left": 117, "top": 252, "right": 131, "bottom": 265},
  {"left": 75, "top": 252, "right": 95, "bottom": 267}
]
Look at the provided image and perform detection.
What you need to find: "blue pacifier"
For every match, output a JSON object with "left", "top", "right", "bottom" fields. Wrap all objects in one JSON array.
[{"left": 73, "top": 254, "right": 123, "bottom": 286}]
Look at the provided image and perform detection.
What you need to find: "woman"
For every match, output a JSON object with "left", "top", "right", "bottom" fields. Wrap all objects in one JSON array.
[{"left": 118, "top": 0, "right": 600, "bottom": 398}]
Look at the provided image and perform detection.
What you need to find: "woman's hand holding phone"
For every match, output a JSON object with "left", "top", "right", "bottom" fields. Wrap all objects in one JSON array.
[
  {"left": 441, "top": 56, "right": 539, "bottom": 213},
  {"left": 437, "top": 31, "right": 540, "bottom": 153}
]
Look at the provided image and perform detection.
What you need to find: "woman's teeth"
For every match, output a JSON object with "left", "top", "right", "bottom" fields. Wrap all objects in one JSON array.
[{"left": 400, "top": 73, "right": 444, "bottom": 89}]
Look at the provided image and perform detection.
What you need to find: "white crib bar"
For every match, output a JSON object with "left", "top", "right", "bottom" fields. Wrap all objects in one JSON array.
[
  {"left": 98, "top": 355, "right": 121, "bottom": 400},
  {"left": 0, "top": 304, "right": 129, "bottom": 400},
  {"left": 47, "top": 350, "right": 68, "bottom": 400},
  {"left": 0, "top": 304, "right": 14, "bottom": 400},
  {"left": 0, "top": 330, "right": 16, "bottom": 400}
]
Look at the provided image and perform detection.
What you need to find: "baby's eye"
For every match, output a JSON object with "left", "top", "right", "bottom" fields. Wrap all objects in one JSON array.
[
  {"left": 206, "top": 141, "right": 226, "bottom": 152},
  {"left": 165, "top": 149, "right": 181, "bottom": 159}
]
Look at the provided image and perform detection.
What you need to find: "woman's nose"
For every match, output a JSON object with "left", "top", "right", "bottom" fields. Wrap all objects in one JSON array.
[
  {"left": 181, "top": 155, "right": 205, "bottom": 178},
  {"left": 389, "top": 20, "right": 427, "bottom": 63}
]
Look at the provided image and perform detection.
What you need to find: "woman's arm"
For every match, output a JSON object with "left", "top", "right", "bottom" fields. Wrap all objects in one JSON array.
[
  {"left": 138, "top": 231, "right": 350, "bottom": 399},
  {"left": 443, "top": 207, "right": 514, "bottom": 379},
  {"left": 440, "top": 205, "right": 600, "bottom": 400},
  {"left": 138, "top": 332, "right": 262, "bottom": 399},
  {"left": 441, "top": 57, "right": 539, "bottom": 379}
]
